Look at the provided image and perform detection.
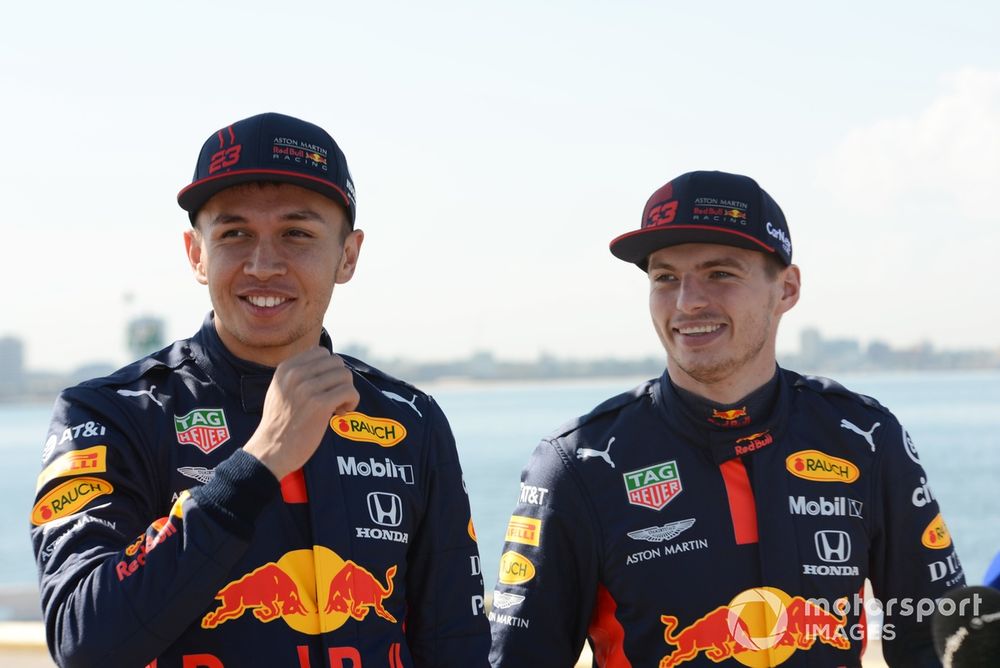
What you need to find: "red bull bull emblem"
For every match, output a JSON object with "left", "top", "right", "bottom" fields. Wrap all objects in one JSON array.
[
  {"left": 659, "top": 586, "right": 851, "bottom": 667},
  {"left": 203, "top": 547, "right": 398, "bottom": 634},
  {"left": 709, "top": 407, "right": 751, "bottom": 428}
]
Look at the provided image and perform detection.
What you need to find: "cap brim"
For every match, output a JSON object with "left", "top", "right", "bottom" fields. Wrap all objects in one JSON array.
[
  {"left": 610, "top": 225, "right": 779, "bottom": 270},
  {"left": 177, "top": 169, "right": 354, "bottom": 222}
]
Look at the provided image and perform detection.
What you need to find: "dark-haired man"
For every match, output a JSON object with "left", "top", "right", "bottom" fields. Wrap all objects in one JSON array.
[
  {"left": 489, "top": 170, "right": 963, "bottom": 667},
  {"left": 32, "top": 112, "right": 491, "bottom": 667}
]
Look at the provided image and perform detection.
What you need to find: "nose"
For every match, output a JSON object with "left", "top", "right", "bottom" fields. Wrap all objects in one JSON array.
[
  {"left": 675, "top": 275, "right": 709, "bottom": 314},
  {"left": 244, "top": 238, "right": 286, "bottom": 280}
]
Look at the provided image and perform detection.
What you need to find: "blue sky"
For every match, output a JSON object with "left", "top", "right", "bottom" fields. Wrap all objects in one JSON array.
[{"left": 3, "top": 1, "right": 999, "bottom": 372}]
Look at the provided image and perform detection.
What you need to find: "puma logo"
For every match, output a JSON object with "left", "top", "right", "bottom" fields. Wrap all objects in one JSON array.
[
  {"left": 117, "top": 385, "right": 163, "bottom": 407},
  {"left": 840, "top": 419, "right": 880, "bottom": 452},
  {"left": 381, "top": 390, "right": 422, "bottom": 417},
  {"left": 577, "top": 437, "right": 616, "bottom": 468}
]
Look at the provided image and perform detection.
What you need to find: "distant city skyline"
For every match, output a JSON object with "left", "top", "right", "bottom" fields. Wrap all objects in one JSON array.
[{"left": 2, "top": 322, "right": 997, "bottom": 404}]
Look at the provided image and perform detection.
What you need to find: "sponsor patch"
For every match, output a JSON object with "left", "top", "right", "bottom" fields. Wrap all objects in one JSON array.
[
  {"left": 734, "top": 430, "right": 774, "bottom": 456},
  {"left": 36, "top": 445, "right": 107, "bottom": 491},
  {"left": 492, "top": 591, "right": 526, "bottom": 610},
  {"left": 174, "top": 408, "right": 231, "bottom": 454},
  {"left": 786, "top": 450, "right": 859, "bottom": 483},
  {"left": 627, "top": 518, "right": 696, "bottom": 543},
  {"left": 708, "top": 407, "right": 750, "bottom": 428},
  {"left": 623, "top": 460, "right": 682, "bottom": 510},
  {"left": 43, "top": 420, "right": 107, "bottom": 461},
  {"left": 518, "top": 483, "right": 549, "bottom": 505},
  {"left": 331, "top": 412, "right": 406, "bottom": 447},
  {"left": 202, "top": 546, "right": 398, "bottom": 634},
  {"left": 912, "top": 476, "right": 936, "bottom": 507},
  {"left": 498, "top": 551, "right": 535, "bottom": 585},
  {"left": 788, "top": 496, "right": 863, "bottom": 519},
  {"left": 922, "top": 513, "right": 952, "bottom": 550},
  {"left": 928, "top": 553, "right": 964, "bottom": 587},
  {"left": 505, "top": 516, "right": 541, "bottom": 547},
  {"left": 31, "top": 477, "right": 114, "bottom": 525},
  {"left": 336, "top": 456, "right": 414, "bottom": 484}
]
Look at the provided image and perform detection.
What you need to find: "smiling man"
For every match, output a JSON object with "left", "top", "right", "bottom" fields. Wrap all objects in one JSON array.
[
  {"left": 489, "top": 171, "right": 963, "bottom": 667},
  {"left": 32, "top": 113, "right": 491, "bottom": 667}
]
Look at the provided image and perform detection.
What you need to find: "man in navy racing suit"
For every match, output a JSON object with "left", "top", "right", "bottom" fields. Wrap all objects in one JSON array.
[
  {"left": 31, "top": 112, "right": 491, "bottom": 668},
  {"left": 488, "top": 170, "right": 964, "bottom": 667}
]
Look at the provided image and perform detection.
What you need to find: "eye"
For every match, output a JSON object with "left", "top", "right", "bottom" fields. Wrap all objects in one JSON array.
[
  {"left": 652, "top": 272, "right": 678, "bottom": 283},
  {"left": 285, "top": 228, "right": 315, "bottom": 239},
  {"left": 219, "top": 228, "right": 249, "bottom": 239},
  {"left": 710, "top": 270, "right": 734, "bottom": 279}
]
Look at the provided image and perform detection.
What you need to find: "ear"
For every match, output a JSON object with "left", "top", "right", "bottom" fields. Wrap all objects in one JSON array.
[
  {"left": 776, "top": 264, "right": 801, "bottom": 315},
  {"left": 184, "top": 228, "right": 209, "bottom": 286},
  {"left": 335, "top": 229, "right": 364, "bottom": 284}
]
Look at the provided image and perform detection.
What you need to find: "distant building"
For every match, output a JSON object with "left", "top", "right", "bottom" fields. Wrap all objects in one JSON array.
[
  {"left": 0, "top": 336, "right": 24, "bottom": 394},
  {"left": 126, "top": 316, "right": 166, "bottom": 359}
]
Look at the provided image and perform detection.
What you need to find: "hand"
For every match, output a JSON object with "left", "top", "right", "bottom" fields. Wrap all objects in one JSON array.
[{"left": 243, "top": 347, "right": 360, "bottom": 480}]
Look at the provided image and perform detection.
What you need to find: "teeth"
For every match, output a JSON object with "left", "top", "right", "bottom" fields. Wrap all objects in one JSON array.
[
  {"left": 247, "top": 296, "right": 287, "bottom": 308},
  {"left": 677, "top": 324, "right": 721, "bottom": 335}
]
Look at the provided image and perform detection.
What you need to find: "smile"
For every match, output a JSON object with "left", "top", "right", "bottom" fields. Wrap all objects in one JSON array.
[
  {"left": 245, "top": 296, "right": 289, "bottom": 308},
  {"left": 675, "top": 324, "right": 722, "bottom": 336}
]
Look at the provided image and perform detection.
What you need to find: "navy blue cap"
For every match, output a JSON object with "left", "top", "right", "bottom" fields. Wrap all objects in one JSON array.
[
  {"left": 610, "top": 170, "right": 792, "bottom": 271},
  {"left": 177, "top": 112, "right": 356, "bottom": 225}
]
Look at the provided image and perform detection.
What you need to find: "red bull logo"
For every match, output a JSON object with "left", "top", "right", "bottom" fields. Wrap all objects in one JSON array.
[
  {"left": 659, "top": 587, "right": 851, "bottom": 667},
  {"left": 709, "top": 407, "right": 751, "bottom": 428},
  {"left": 202, "top": 547, "right": 398, "bottom": 635},
  {"left": 734, "top": 431, "right": 774, "bottom": 456}
]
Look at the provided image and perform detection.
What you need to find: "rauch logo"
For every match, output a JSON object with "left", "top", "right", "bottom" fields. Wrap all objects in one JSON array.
[{"left": 331, "top": 412, "right": 406, "bottom": 447}]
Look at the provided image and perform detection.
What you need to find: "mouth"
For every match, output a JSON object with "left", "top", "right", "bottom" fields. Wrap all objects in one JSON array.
[
  {"left": 241, "top": 294, "right": 293, "bottom": 310},
  {"left": 674, "top": 323, "right": 724, "bottom": 337}
]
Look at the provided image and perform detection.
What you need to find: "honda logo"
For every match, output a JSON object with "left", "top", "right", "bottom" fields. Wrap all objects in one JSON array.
[
  {"left": 367, "top": 492, "right": 402, "bottom": 527},
  {"left": 814, "top": 530, "right": 851, "bottom": 563}
]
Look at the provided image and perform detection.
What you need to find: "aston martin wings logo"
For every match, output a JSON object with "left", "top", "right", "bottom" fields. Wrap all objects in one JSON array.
[
  {"left": 178, "top": 466, "right": 216, "bottom": 484},
  {"left": 627, "top": 518, "right": 696, "bottom": 543}
]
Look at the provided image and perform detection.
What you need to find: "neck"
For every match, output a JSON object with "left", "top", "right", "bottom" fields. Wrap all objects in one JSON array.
[{"left": 667, "top": 356, "right": 779, "bottom": 404}]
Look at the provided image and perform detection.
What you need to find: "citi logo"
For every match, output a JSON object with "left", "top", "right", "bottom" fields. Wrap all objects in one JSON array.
[
  {"left": 367, "top": 492, "right": 403, "bottom": 527},
  {"left": 814, "top": 530, "right": 851, "bottom": 563}
]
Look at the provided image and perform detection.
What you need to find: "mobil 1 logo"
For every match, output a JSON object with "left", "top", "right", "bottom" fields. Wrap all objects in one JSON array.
[{"left": 788, "top": 495, "right": 863, "bottom": 519}]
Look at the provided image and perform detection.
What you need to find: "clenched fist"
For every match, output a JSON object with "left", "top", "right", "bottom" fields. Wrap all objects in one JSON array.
[{"left": 244, "top": 347, "right": 360, "bottom": 480}]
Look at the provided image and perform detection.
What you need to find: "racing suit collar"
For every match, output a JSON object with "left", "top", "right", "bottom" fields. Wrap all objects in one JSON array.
[
  {"left": 654, "top": 366, "right": 791, "bottom": 465},
  {"left": 190, "top": 312, "right": 334, "bottom": 413}
]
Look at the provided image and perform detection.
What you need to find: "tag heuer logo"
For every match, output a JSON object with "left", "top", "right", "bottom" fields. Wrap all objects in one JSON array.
[
  {"left": 623, "top": 460, "right": 682, "bottom": 510},
  {"left": 174, "top": 408, "right": 230, "bottom": 454}
]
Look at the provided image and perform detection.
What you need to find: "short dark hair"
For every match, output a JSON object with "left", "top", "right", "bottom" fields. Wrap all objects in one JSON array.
[{"left": 762, "top": 252, "right": 785, "bottom": 280}]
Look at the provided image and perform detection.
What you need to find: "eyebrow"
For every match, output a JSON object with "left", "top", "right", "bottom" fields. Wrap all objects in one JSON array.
[
  {"left": 208, "top": 209, "right": 327, "bottom": 226},
  {"left": 648, "top": 256, "right": 750, "bottom": 272}
]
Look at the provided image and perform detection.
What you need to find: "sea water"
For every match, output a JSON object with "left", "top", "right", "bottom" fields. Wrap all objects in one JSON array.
[{"left": 2, "top": 371, "right": 998, "bottom": 619}]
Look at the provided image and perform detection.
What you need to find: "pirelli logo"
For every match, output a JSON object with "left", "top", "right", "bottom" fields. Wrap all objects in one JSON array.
[
  {"left": 504, "top": 515, "right": 541, "bottom": 547},
  {"left": 36, "top": 445, "right": 108, "bottom": 491}
]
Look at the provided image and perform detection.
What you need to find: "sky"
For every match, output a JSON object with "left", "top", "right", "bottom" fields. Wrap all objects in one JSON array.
[{"left": 3, "top": 0, "right": 999, "bottom": 373}]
